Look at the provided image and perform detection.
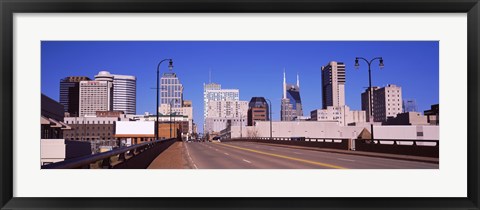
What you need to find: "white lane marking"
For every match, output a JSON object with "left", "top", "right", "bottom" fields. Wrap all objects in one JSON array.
[
  {"left": 185, "top": 143, "right": 198, "bottom": 169},
  {"left": 224, "top": 153, "right": 230, "bottom": 156},
  {"left": 293, "top": 152, "right": 302, "bottom": 155},
  {"left": 242, "top": 159, "right": 252, "bottom": 164},
  {"left": 337, "top": 158, "right": 356, "bottom": 162}
]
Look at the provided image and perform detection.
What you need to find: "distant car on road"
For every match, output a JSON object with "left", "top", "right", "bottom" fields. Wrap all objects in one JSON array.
[{"left": 212, "top": 136, "right": 221, "bottom": 142}]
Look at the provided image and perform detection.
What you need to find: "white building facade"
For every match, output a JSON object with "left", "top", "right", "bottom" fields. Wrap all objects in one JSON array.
[
  {"left": 207, "top": 100, "right": 248, "bottom": 118},
  {"left": 204, "top": 100, "right": 248, "bottom": 133},
  {"left": 311, "top": 105, "right": 366, "bottom": 126},
  {"left": 203, "top": 82, "right": 240, "bottom": 133},
  {"left": 205, "top": 117, "right": 246, "bottom": 134}
]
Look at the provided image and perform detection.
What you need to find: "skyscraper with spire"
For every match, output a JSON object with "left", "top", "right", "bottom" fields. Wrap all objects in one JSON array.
[{"left": 281, "top": 69, "right": 303, "bottom": 121}]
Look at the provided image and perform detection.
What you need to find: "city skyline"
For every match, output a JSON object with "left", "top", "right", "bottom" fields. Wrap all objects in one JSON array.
[{"left": 41, "top": 41, "right": 439, "bottom": 133}]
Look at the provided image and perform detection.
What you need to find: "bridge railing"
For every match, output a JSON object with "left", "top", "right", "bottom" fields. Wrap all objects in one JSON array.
[
  {"left": 354, "top": 138, "right": 439, "bottom": 157},
  {"left": 42, "top": 138, "right": 176, "bottom": 169}
]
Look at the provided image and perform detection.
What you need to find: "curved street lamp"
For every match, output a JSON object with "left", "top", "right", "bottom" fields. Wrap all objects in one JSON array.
[
  {"left": 156, "top": 59, "right": 173, "bottom": 140},
  {"left": 355, "top": 57, "right": 384, "bottom": 140}
]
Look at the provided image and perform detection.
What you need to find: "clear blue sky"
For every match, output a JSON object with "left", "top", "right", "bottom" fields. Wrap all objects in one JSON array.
[{"left": 41, "top": 41, "right": 439, "bottom": 133}]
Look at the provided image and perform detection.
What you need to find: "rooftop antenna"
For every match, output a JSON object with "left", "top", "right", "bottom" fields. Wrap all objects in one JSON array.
[
  {"left": 283, "top": 68, "right": 287, "bottom": 99},
  {"left": 209, "top": 68, "right": 212, "bottom": 83}
]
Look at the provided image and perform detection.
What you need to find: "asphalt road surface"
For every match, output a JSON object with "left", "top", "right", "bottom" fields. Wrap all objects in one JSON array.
[{"left": 184, "top": 141, "right": 438, "bottom": 169}]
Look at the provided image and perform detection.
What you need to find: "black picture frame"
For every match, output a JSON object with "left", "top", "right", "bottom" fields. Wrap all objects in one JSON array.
[{"left": 1, "top": 0, "right": 479, "bottom": 209}]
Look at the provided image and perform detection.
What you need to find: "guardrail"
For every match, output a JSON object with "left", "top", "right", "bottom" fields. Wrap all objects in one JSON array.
[{"left": 42, "top": 138, "right": 176, "bottom": 169}]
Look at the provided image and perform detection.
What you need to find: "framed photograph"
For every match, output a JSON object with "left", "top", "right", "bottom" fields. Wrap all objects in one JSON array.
[{"left": 1, "top": 0, "right": 479, "bottom": 209}]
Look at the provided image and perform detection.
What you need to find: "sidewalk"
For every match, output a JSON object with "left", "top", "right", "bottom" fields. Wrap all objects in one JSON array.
[
  {"left": 147, "top": 141, "right": 191, "bottom": 169},
  {"left": 253, "top": 142, "right": 439, "bottom": 164}
]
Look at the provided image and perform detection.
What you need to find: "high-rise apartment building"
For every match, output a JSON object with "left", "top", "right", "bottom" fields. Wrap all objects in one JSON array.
[
  {"left": 247, "top": 97, "right": 269, "bottom": 126},
  {"left": 160, "top": 72, "right": 183, "bottom": 108},
  {"left": 321, "top": 61, "right": 346, "bottom": 109},
  {"left": 281, "top": 71, "right": 303, "bottom": 121},
  {"left": 361, "top": 84, "right": 403, "bottom": 122},
  {"left": 79, "top": 81, "right": 113, "bottom": 116},
  {"left": 60, "top": 76, "right": 91, "bottom": 117},
  {"left": 95, "top": 71, "right": 136, "bottom": 115}
]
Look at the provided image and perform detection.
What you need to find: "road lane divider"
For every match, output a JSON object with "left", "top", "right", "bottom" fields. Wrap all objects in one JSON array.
[
  {"left": 213, "top": 142, "right": 346, "bottom": 169},
  {"left": 337, "top": 158, "right": 355, "bottom": 162},
  {"left": 184, "top": 142, "right": 198, "bottom": 169},
  {"left": 242, "top": 159, "right": 252, "bottom": 164}
]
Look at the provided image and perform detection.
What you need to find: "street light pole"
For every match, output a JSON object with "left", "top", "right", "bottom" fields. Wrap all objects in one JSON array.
[
  {"left": 156, "top": 59, "right": 173, "bottom": 141},
  {"left": 355, "top": 57, "right": 384, "bottom": 141},
  {"left": 169, "top": 99, "right": 177, "bottom": 139},
  {"left": 265, "top": 98, "right": 273, "bottom": 139},
  {"left": 240, "top": 113, "right": 245, "bottom": 139}
]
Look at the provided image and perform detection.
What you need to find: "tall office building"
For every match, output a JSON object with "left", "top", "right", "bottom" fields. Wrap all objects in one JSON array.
[
  {"left": 203, "top": 82, "right": 240, "bottom": 133},
  {"left": 95, "top": 71, "right": 136, "bottom": 115},
  {"left": 280, "top": 71, "right": 303, "bottom": 121},
  {"left": 361, "top": 84, "right": 403, "bottom": 122},
  {"left": 321, "top": 61, "right": 346, "bottom": 109},
  {"left": 60, "top": 76, "right": 91, "bottom": 117},
  {"left": 160, "top": 72, "right": 183, "bottom": 108},
  {"left": 403, "top": 99, "right": 417, "bottom": 113},
  {"left": 79, "top": 80, "right": 113, "bottom": 116},
  {"left": 248, "top": 97, "right": 269, "bottom": 126},
  {"left": 313, "top": 61, "right": 366, "bottom": 125}
]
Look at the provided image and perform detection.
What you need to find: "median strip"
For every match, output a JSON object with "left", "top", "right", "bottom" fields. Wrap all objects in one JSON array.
[{"left": 213, "top": 142, "right": 346, "bottom": 169}]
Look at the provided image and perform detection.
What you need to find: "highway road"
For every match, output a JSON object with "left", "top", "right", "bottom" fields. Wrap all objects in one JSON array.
[{"left": 184, "top": 141, "right": 438, "bottom": 169}]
